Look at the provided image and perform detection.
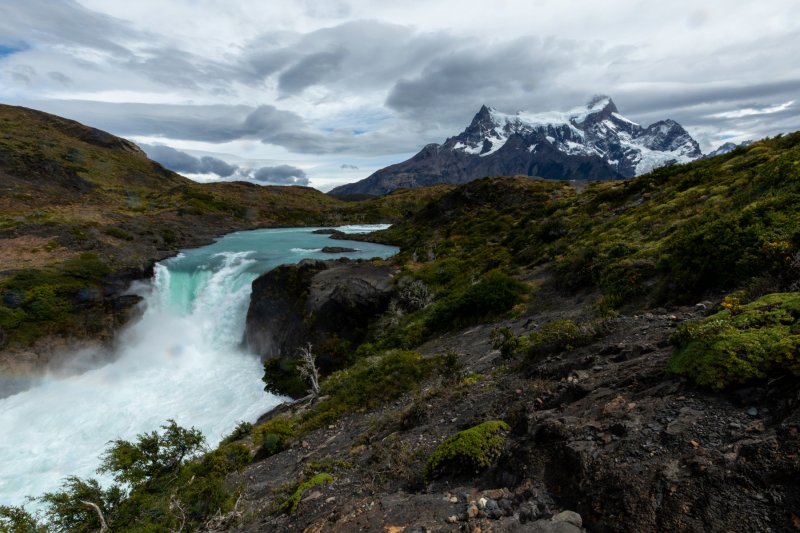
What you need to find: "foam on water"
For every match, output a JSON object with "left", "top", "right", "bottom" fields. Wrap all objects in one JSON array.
[{"left": 0, "top": 225, "right": 397, "bottom": 507}]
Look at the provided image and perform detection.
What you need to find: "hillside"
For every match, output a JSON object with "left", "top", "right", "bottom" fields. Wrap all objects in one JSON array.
[
  {"left": 222, "top": 133, "right": 800, "bottom": 531},
  {"left": 0, "top": 105, "right": 449, "bottom": 371}
]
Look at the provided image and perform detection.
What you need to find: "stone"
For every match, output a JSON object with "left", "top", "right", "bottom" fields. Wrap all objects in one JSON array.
[
  {"left": 245, "top": 259, "right": 396, "bottom": 372},
  {"left": 747, "top": 407, "right": 759, "bottom": 417},
  {"left": 467, "top": 503, "right": 479, "bottom": 519},
  {"left": 552, "top": 510, "right": 583, "bottom": 528},
  {"left": 321, "top": 246, "right": 358, "bottom": 253},
  {"left": 478, "top": 497, "right": 488, "bottom": 509},
  {"left": 446, "top": 515, "right": 459, "bottom": 524}
]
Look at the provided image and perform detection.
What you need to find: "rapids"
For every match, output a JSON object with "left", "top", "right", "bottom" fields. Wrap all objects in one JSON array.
[{"left": 0, "top": 225, "right": 396, "bottom": 506}]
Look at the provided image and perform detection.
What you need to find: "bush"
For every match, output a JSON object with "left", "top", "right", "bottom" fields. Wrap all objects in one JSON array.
[
  {"left": 253, "top": 417, "right": 295, "bottom": 460},
  {"left": 426, "top": 270, "right": 527, "bottom": 331},
  {"left": 302, "top": 350, "right": 437, "bottom": 430},
  {"left": 34, "top": 420, "right": 242, "bottom": 531},
  {"left": 668, "top": 292, "right": 800, "bottom": 390},
  {"left": 103, "top": 227, "right": 134, "bottom": 241},
  {"left": 262, "top": 357, "right": 308, "bottom": 399},
  {"left": 423, "top": 420, "right": 510, "bottom": 482},
  {"left": 526, "top": 319, "right": 595, "bottom": 358},
  {"left": 220, "top": 421, "right": 254, "bottom": 445}
]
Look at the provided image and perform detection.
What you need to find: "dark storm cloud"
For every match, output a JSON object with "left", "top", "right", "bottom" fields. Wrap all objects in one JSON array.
[
  {"left": 140, "top": 144, "right": 238, "bottom": 177},
  {"left": 385, "top": 36, "right": 595, "bottom": 124},
  {"left": 138, "top": 143, "right": 311, "bottom": 186},
  {"left": 241, "top": 21, "right": 449, "bottom": 94},
  {"left": 32, "top": 101, "right": 302, "bottom": 144},
  {"left": 253, "top": 165, "right": 309, "bottom": 185},
  {"left": 278, "top": 50, "right": 345, "bottom": 93}
]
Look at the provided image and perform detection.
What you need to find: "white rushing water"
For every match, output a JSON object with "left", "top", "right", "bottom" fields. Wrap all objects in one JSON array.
[{"left": 0, "top": 225, "right": 396, "bottom": 507}]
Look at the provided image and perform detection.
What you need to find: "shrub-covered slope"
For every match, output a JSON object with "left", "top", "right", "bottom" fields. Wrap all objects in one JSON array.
[{"left": 375, "top": 132, "right": 800, "bottom": 311}]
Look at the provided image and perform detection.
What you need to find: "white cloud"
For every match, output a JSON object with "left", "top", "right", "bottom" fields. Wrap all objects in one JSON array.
[
  {"left": 0, "top": 0, "right": 798, "bottom": 188},
  {"left": 707, "top": 100, "right": 795, "bottom": 119}
]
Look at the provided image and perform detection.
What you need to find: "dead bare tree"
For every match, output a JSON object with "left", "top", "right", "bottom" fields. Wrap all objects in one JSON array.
[
  {"left": 297, "top": 342, "right": 321, "bottom": 397},
  {"left": 80, "top": 501, "right": 107, "bottom": 533}
]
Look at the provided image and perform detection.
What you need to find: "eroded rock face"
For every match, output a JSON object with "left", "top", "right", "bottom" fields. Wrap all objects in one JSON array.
[{"left": 244, "top": 259, "right": 395, "bottom": 369}]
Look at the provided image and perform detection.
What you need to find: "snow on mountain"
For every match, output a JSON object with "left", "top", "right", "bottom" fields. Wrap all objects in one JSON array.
[
  {"left": 705, "top": 140, "right": 754, "bottom": 158},
  {"left": 447, "top": 96, "right": 701, "bottom": 177},
  {"left": 329, "top": 96, "right": 704, "bottom": 197}
]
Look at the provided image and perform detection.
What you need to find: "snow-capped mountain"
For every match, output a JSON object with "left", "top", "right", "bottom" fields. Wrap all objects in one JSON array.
[
  {"left": 330, "top": 96, "right": 703, "bottom": 196},
  {"left": 704, "top": 140, "right": 753, "bottom": 158}
]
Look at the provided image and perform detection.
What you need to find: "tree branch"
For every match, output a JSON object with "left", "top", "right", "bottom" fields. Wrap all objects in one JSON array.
[{"left": 80, "top": 501, "right": 107, "bottom": 533}]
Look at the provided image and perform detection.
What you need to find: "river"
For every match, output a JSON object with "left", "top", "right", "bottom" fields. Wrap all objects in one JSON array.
[{"left": 0, "top": 225, "right": 397, "bottom": 507}]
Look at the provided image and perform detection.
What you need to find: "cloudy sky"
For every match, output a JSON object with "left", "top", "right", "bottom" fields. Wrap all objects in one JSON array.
[{"left": 1, "top": 0, "right": 798, "bottom": 190}]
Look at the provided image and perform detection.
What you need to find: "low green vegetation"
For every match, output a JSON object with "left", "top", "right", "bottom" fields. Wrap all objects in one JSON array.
[
  {"left": 668, "top": 292, "right": 800, "bottom": 390},
  {"left": 490, "top": 319, "right": 600, "bottom": 360},
  {"left": 300, "top": 349, "right": 443, "bottom": 431},
  {"left": 0, "top": 253, "right": 111, "bottom": 346},
  {"left": 3, "top": 420, "right": 250, "bottom": 532},
  {"left": 425, "top": 269, "right": 528, "bottom": 332},
  {"left": 103, "top": 226, "right": 134, "bottom": 241},
  {"left": 423, "top": 420, "right": 510, "bottom": 482},
  {"left": 274, "top": 473, "right": 334, "bottom": 515},
  {"left": 253, "top": 416, "right": 295, "bottom": 460},
  {"left": 372, "top": 133, "right": 800, "bottom": 313},
  {"left": 262, "top": 356, "right": 309, "bottom": 398}
]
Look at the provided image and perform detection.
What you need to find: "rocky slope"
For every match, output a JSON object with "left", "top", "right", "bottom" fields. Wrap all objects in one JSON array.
[
  {"left": 329, "top": 96, "right": 702, "bottom": 196},
  {"left": 213, "top": 133, "right": 800, "bottom": 532},
  {"left": 222, "top": 288, "right": 799, "bottom": 532}
]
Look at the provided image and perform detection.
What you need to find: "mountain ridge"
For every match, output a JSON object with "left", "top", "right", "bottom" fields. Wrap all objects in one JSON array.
[{"left": 330, "top": 96, "right": 702, "bottom": 196}]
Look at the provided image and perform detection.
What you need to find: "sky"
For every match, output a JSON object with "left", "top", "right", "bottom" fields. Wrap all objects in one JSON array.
[{"left": 1, "top": 0, "right": 798, "bottom": 191}]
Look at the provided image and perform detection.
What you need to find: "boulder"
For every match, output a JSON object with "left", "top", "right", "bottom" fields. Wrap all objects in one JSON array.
[{"left": 244, "top": 259, "right": 396, "bottom": 370}]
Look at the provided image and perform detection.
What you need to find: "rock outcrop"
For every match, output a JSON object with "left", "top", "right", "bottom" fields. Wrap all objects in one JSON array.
[{"left": 244, "top": 259, "right": 396, "bottom": 370}]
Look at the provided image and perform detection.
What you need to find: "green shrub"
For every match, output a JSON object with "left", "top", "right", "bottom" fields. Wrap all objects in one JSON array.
[
  {"left": 426, "top": 270, "right": 527, "bottom": 331},
  {"left": 220, "top": 421, "right": 254, "bottom": 445},
  {"left": 103, "top": 226, "right": 134, "bottom": 241},
  {"left": 262, "top": 357, "right": 308, "bottom": 399},
  {"left": 302, "top": 350, "right": 437, "bottom": 431},
  {"left": 668, "top": 292, "right": 800, "bottom": 390},
  {"left": 253, "top": 417, "right": 295, "bottom": 459},
  {"left": 526, "top": 319, "right": 594, "bottom": 358},
  {"left": 0, "top": 505, "right": 46, "bottom": 532},
  {"left": 491, "top": 326, "right": 522, "bottom": 359},
  {"left": 35, "top": 420, "right": 241, "bottom": 532},
  {"left": 423, "top": 420, "right": 510, "bottom": 482}
]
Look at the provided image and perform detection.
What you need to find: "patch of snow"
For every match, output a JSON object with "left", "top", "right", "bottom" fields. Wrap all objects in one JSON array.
[
  {"left": 453, "top": 141, "right": 482, "bottom": 155},
  {"left": 611, "top": 112, "right": 638, "bottom": 126}
]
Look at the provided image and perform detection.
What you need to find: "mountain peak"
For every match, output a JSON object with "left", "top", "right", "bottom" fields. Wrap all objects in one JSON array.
[
  {"left": 330, "top": 96, "right": 704, "bottom": 196},
  {"left": 587, "top": 94, "right": 616, "bottom": 111}
]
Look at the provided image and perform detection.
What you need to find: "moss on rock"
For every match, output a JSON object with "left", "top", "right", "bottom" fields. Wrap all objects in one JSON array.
[
  {"left": 423, "top": 420, "right": 510, "bottom": 482},
  {"left": 668, "top": 292, "right": 800, "bottom": 390}
]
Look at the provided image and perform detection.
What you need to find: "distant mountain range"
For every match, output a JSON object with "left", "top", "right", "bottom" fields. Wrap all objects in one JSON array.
[{"left": 330, "top": 96, "right": 704, "bottom": 196}]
